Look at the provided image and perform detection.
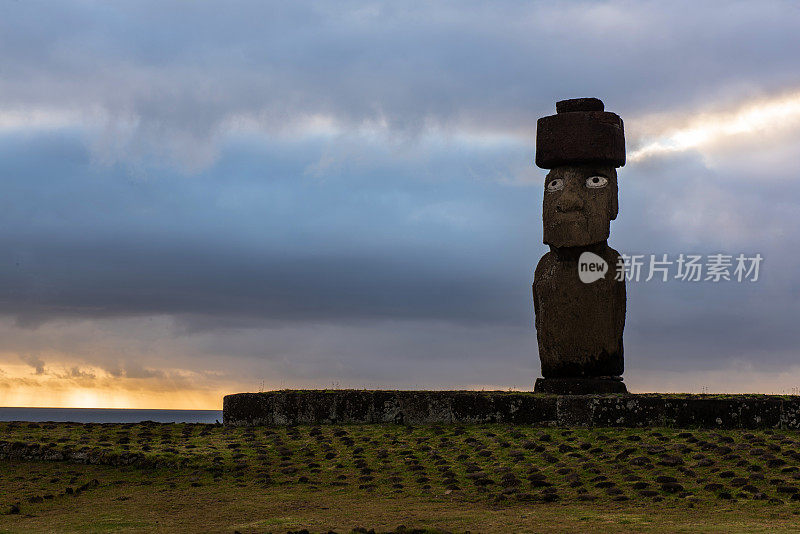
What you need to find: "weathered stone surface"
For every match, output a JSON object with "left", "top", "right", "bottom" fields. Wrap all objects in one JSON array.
[
  {"left": 541, "top": 165, "right": 618, "bottom": 247},
  {"left": 592, "top": 395, "right": 665, "bottom": 427},
  {"left": 533, "top": 242, "right": 625, "bottom": 378},
  {"left": 536, "top": 109, "right": 625, "bottom": 169},
  {"left": 664, "top": 398, "right": 745, "bottom": 428},
  {"left": 556, "top": 97, "right": 604, "bottom": 114},
  {"left": 223, "top": 390, "right": 800, "bottom": 429},
  {"left": 223, "top": 390, "right": 559, "bottom": 426},
  {"left": 535, "top": 377, "right": 627, "bottom": 394}
]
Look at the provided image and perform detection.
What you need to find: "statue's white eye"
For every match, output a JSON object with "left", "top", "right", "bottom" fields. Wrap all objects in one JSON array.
[
  {"left": 546, "top": 178, "right": 564, "bottom": 192},
  {"left": 586, "top": 175, "right": 608, "bottom": 188}
]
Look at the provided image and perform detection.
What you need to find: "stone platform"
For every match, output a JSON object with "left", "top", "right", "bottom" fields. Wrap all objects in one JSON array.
[
  {"left": 223, "top": 390, "right": 800, "bottom": 429},
  {"left": 534, "top": 377, "right": 627, "bottom": 394}
]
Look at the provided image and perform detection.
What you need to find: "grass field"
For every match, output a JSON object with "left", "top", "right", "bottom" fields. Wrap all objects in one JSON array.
[{"left": 2, "top": 422, "right": 800, "bottom": 532}]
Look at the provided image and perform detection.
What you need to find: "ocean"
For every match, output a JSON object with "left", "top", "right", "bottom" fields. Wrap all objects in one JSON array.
[{"left": 0, "top": 407, "right": 223, "bottom": 424}]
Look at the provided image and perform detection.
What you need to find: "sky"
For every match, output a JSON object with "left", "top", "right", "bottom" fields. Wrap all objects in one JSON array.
[{"left": 2, "top": 0, "right": 800, "bottom": 409}]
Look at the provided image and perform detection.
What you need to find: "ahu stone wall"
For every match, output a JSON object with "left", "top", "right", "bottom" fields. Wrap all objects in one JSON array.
[{"left": 223, "top": 390, "right": 800, "bottom": 429}]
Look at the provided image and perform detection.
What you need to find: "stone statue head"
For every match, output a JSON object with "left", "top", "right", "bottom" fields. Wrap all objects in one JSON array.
[
  {"left": 542, "top": 164, "right": 618, "bottom": 247},
  {"left": 535, "top": 98, "right": 625, "bottom": 248}
]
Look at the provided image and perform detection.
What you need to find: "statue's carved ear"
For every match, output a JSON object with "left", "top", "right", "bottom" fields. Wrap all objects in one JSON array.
[
  {"left": 610, "top": 190, "right": 619, "bottom": 221},
  {"left": 608, "top": 170, "right": 619, "bottom": 220}
]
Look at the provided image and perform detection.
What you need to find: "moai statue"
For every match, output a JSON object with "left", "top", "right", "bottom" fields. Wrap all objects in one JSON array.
[{"left": 532, "top": 97, "right": 627, "bottom": 394}]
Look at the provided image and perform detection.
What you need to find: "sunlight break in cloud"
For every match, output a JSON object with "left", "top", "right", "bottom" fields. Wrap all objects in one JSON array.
[{"left": 629, "top": 91, "right": 800, "bottom": 162}]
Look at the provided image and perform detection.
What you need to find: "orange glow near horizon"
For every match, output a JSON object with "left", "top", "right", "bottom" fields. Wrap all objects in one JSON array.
[
  {"left": 0, "top": 362, "right": 229, "bottom": 410},
  {"left": 0, "top": 388, "right": 225, "bottom": 410}
]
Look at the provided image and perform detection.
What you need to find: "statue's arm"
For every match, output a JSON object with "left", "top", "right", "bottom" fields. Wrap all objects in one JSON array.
[
  {"left": 607, "top": 246, "right": 627, "bottom": 333},
  {"left": 532, "top": 253, "right": 552, "bottom": 329}
]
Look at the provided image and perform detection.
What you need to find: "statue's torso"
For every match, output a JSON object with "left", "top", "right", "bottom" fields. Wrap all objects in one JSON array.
[{"left": 533, "top": 245, "right": 626, "bottom": 378}]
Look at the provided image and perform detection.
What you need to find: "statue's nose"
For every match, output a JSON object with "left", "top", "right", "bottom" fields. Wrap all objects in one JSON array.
[{"left": 556, "top": 187, "right": 584, "bottom": 213}]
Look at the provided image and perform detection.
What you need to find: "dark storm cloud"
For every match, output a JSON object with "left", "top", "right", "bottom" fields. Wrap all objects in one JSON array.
[
  {"left": 2, "top": 0, "right": 800, "bottom": 161},
  {"left": 0, "top": 131, "right": 540, "bottom": 329}
]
